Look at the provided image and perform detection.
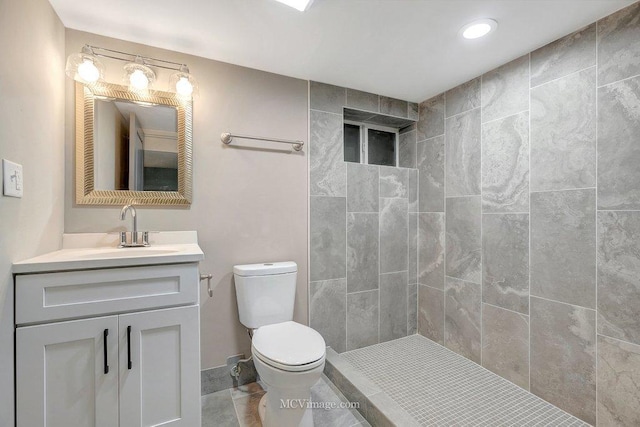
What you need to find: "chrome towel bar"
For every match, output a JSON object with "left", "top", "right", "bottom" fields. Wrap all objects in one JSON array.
[{"left": 221, "top": 132, "right": 304, "bottom": 151}]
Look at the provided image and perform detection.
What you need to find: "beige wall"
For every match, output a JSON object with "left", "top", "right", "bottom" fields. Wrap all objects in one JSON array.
[
  {"left": 0, "top": 0, "right": 66, "bottom": 424},
  {"left": 64, "top": 30, "right": 309, "bottom": 369}
]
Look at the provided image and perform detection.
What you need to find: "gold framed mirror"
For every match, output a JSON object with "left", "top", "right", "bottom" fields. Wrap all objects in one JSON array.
[{"left": 75, "top": 81, "right": 192, "bottom": 205}]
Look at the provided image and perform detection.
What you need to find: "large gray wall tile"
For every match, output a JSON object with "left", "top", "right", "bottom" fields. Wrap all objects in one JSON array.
[
  {"left": 408, "top": 284, "right": 417, "bottom": 335},
  {"left": 598, "top": 211, "right": 640, "bottom": 346},
  {"left": 310, "top": 279, "right": 347, "bottom": 353},
  {"left": 408, "top": 213, "right": 418, "bottom": 285},
  {"left": 530, "top": 23, "right": 596, "bottom": 87},
  {"left": 310, "top": 110, "right": 346, "bottom": 196},
  {"left": 399, "top": 130, "right": 417, "bottom": 169},
  {"left": 530, "top": 67, "right": 596, "bottom": 191},
  {"left": 310, "top": 81, "right": 346, "bottom": 114},
  {"left": 481, "top": 54, "right": 529, "bottom": 123},
  {"left": 380, "top": 271, "right": 408, "bottom": 342},
  {"left": 445, "top": 78, "right": 481, "bottom": 117},
  {"left": 597, "top": 335, "right": 640, "bottom": 427},
  {"left": 347, "top": 163, "right": 378, "bottom": 213},
  {"left": 530, "top": 189, "right": 596, "bottom": 308},
  {"left": 417, "top": 136, "right": 445, "bottom": 212},
  {"left": 446, "top": 108, "right": 481, "bottom": 196},
  {"left": 310, "top": 196, "right": 346, "bottom": 281},
  {"left": 417, "top": 94, "right": 444, "bottom": 141},
  {"left": 597, "top": 2, "right": 640, "bottom": 86},
  {"left": 598, "top": 75, "right": 640, "bottom": 210},
  {"left": 380, "top": 198, "right": 408, "bottom": 274},
  {"left": 346, "top": 89, "right": 379, "bottom": 112},
  {"left": 418, "top": 285, "right": 444, "bottom": 344},
  {"left": 446, "top": 197, "right": 481, "bottom": 284},
  {"left": 482, "top": 214, "right": 529, "bottom": 314},
  {"left": 347, "top": 290, "right": 379, "bottom": 351},
  {"left": 481, "top": 112, "right": 529, "bottom": 213},
  {"left": 445, "top": 277, "right": 482, "bottom": 363},
  {"left": 418, "top": 213, "right": 445, "bottom": 289},
  {"left": 380, "top": 167, "right": 408, "bottom": 198},
  {"left": 408, "top": 169, "right": 418, "bottom": 213},
  {"left": 380, "top": 96, "right": 408, "bottom": 118},
  {"left": 482, "top": 304, "right": 530, "bottom": 390},
  {"left": 530, "top": 297, "right": 596, "bottom": 425},
  {"left": 347, "top": 213, "right": 379, "bottom": 293}
]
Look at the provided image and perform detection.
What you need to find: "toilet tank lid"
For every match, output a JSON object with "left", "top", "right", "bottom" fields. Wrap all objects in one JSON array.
[{"left": 233, "top": 261, "right": 297, "bottom": 276}]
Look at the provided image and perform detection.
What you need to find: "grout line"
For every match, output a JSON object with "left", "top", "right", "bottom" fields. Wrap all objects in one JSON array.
[
  {"left": 482, "top": 301, "right": 530, "bottom": 318},
  {"left": 530, "top": 294, "right": 597, "bottom": 312},
  {"left": 528, "top": 50, "right": 533, "bottom": 393},
  {"left": 444, "top": 105, "right": 481, "bottom": 121},
  {"left": 443, "top": 90, "right": 448, "bottom": 348},
  {"left": 529, "top": 187, "right": 596, "bottom": 194},
  {"left": 595, "top": 19, "right": 599, "bottom": 426},
  {"left": 480, "top": 72, "right": 484, "bottom": 367},
  {"left": 481, "top": 109, "right": 530, "bottom": 126},
  {"left": 596, "top": 332, "right": 640, "bottom": 349},
  {"left": 529, "top": 65, "right": 596, "bottom": 90},
  {"left": 482, "top": 211, "right": 530, "bottom": 215},
  {"left": 309, "top": 108, "right": 343, "bottom": 116},
  {"left": 596, "top": 71, "right": 640, "bottom": 89}
]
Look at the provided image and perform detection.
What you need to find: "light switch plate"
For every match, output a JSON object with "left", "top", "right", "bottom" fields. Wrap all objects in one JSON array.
[{"left": 3, "top": 159, "right": 23, "bottom": 198}]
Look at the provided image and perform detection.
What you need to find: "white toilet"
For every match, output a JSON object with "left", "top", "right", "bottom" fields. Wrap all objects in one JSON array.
[{"left": 234, "top": 261, "right": 326, "bottom": 427}]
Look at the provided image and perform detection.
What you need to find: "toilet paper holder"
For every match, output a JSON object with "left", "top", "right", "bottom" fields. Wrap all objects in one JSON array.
[{"left": 200, "top": 273, "right": 213, "bottom": 297}]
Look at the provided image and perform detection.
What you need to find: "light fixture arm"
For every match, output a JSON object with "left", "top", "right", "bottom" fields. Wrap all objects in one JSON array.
[{"left": 84, "top": 44, "right": 188, "bottom": 72}]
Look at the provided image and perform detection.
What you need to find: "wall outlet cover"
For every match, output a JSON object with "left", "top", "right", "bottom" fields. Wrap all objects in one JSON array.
[{"left": 2, "top": 159, "right": 23, "bottom": 198}]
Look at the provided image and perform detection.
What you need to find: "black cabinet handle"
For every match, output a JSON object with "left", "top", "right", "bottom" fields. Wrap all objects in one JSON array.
[
  {"left": 127, "top": 325, "right": 132, "bottom": 369},
  {"left": 103, "top": 329, "right": 109, "bottom": 374}
]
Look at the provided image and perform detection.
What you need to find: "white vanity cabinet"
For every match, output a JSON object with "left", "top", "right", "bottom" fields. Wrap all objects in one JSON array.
[{"left": 14, "top": 245, "right": 203, "bottom": 427}]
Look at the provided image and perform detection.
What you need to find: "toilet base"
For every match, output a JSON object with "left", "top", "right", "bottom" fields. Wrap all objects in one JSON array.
[{"left": 257, "top": 389, "right": 314, "bottom": 427}]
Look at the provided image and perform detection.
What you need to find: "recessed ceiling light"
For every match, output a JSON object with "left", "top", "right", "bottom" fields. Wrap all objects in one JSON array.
[
  {"left": 460, "top": 19, "right": 498, "bottom": 40},
  {"left": 273, "top": 0, "right": 314, "bottom": 12}
]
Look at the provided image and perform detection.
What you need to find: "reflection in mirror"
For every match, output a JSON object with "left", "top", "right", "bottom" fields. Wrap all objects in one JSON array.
[
  {"left": 94, "top": 100, "right": 178, "bottom": 192},
  {"left": 76, "top": 81, "right": 192, "bottom": 206}
]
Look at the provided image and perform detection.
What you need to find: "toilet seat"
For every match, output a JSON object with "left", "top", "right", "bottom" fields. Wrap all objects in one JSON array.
[{"left": 252, "top": 321, "right": 326, "bottom": 372}]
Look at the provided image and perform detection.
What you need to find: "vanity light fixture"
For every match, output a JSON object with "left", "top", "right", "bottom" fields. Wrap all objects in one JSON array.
[
  {"left": 65, "top": 45, "right": 199, "bottom": 99},
  {"left": 65, "top": 46, "right": 105, "bottom": 84},
  {"left": 273, "top": 0, "right": 314, "bottom": 12},
  {"left": 460, "top": 19, "right": 498, "bottom": 40}
]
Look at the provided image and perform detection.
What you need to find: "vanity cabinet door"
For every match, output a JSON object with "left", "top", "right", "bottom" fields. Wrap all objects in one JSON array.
[
  {"left": 119, "top": 305, "right": 200, "bottom": 427},
  {"left": 16, "top": 316, "right": 119, "bottom": 427}
]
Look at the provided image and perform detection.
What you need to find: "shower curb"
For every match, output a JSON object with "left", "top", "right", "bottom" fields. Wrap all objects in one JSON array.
[{"left": 324, "top": 347, "right": 420, "bottom": 427}]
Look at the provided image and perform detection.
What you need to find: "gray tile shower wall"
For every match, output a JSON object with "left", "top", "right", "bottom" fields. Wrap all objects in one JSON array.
[
  {"left": 309, "top": 82, "right": 419, "bottom": 354},
  {"left": 415, "top": 2, "right": 640, "bottom": 425}
]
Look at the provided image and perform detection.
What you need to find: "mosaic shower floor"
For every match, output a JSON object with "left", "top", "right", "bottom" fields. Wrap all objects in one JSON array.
[{"left": 342, "top": 335, "right": 590, "bottom": 426}]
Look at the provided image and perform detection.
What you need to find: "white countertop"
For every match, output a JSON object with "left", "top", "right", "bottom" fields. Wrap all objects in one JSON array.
[{"left": 13, "top": 231, "right": 204, "bottom": 274}]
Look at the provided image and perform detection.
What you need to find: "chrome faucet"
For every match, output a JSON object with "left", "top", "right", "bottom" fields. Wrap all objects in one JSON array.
[{"left": 119, "top": 204, "right": 149, "bottom": 247}]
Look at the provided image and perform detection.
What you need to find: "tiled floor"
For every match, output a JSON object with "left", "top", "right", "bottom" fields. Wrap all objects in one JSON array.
[
  {"left": 201, "top": 374, "right": 369, "bottom": 427},
  {"left": 342, "top": 335, "right": 590, "bottom": 426}
]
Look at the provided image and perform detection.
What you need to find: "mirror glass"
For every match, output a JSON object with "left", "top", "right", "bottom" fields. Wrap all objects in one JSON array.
[{"left": 94, "top": 100, "right": 178, "bottom": 192}]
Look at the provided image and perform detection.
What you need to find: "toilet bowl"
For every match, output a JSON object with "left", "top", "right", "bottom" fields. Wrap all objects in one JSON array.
[
  {"left": 252, "top": 321, "right": 325, "bottom": 427},
  {"left": 234, "top": 262, "right": 326, "bottom": 427}
]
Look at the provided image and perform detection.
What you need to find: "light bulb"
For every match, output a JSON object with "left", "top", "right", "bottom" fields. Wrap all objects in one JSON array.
[
  {"left": 129, "top": 69, "right": 149, "bottom": 90},
  {"left": 460, "top": 19, "right": 497, "bottom": 40},
  {"left": 176, "top": 76, "right": 194, "bottom": 96},
  {"left": 463, "top": 23, "right": 491, "bottom": 39},
  {"left": 77, "top": 59, "right": 100, "bottom": 83}
]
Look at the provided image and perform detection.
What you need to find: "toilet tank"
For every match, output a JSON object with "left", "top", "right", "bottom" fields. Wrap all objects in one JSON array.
[{"left": 233, "top": 261, "right": 297, "bottom": 329}]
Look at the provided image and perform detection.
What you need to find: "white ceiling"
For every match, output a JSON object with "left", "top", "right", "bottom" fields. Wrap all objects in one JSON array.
[{"left": 50, "top": 0, "right": 635, "bottom": 102}]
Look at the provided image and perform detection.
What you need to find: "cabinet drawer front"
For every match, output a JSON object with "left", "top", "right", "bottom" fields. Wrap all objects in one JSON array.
[{"left": 16, "top": 264, "right": 199, "bottom": 325}]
